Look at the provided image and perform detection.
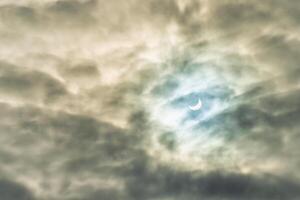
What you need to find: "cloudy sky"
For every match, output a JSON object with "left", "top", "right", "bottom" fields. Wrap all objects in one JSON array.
[{"left": 1, "top": 0, "right": 300, "bottom": 199}]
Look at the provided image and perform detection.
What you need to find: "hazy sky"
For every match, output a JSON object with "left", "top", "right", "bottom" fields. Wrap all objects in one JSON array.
[{"left": 1, "top": 0, "right": 300, "bottom": 199}]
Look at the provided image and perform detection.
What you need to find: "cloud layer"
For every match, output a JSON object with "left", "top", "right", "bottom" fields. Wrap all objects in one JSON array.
[{"left": 0, "top": 0, "right": 300, "bottom": 199}]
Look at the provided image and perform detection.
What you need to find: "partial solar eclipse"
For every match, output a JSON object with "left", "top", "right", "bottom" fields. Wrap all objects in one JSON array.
[{"left": 188, "top": 99, "right": 202, "bottom": 111}]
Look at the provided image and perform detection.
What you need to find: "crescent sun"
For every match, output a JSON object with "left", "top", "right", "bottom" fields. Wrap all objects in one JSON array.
[{"left": 189, "top": 99, "right": 203, "bottom": 111}]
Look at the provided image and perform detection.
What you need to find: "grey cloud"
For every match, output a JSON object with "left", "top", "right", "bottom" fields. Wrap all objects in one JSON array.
[
  {"left": 75, "top": 188, "right": 128, "bottom": 200},
  {"left": 0, "top": 5, "right": 38, "bottom": 27},
  {"left": 57, "top": 60, "right": 100, "bottom": 89},
  {"left": 0, "top": 0, "right": 97, "bottom": 30},
  {"left": 0, "top": 0, "right": 175, "bottom": 33},
  {"left": 0, "top": 102, "right": 134, "bottom": 156},
  {"left": 0, "top": 102, "right": 143, "bottom": 199},
  {"left": 0, "top": 180, "right": 35, "bottom": 200},
  {"left": 45, "top": 0, "right": 97, "bottom": 27},
  {"left": 125, "top": 162, "right": 300, "bottom": 200},
  {"left": 0, "top": 62, "right": 68, "bottom": 104},
  {"left": 252, "top": 34, "right": 300, "bottom": 72},
  {"left": 59, "top": 62, "right": 100, "bottom": 79},
  {"left": 48, "top": 0, "right": 97, "bottom": 15},
  {"left": 151, "top": 76, "right": 179, "bottom": 97},
  {"left": 209, "top": 2, "right": 272, "bottom": 31}
]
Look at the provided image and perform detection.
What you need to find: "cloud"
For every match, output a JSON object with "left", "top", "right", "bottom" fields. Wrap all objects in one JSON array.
[
  {"left": 0, "top": 0, "right": 97, "bottom": 30},
  {"left": 0, "top": 102, "right": 139, "bottom": 199},
  {"left": 125, "top": 163, "right": 300, "bottom": 200},
  {"left": 0, "top": 0, "right": 300, "bottom": 199},
  {"left": 0, "top": 179, "right": 35, "bottom": 200},
  {"left": 0, "top": 61, "right": 67, "bottom": 105}
]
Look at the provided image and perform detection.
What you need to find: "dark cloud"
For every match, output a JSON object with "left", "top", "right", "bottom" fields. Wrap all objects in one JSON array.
[
  {"left": 0, "top": 5, "right": 38, "bottom": 27},
  {"left": 46, "top": 0, "right": 98, "bottom": 27},
  {"left": 253, "top": 34, "right": 300, "bottom": 72},
  {"left": 0, "top": 102, "right": 143, "bottom": 199},
  {"left": 0, "top": 0, "right": 98, "bottom": 30},
  {"left": 125, "top": 162, "right": 300, "bottom": 200},
  {"left": 0, "top": 62, "right": 68, "bottom": 104},
  {"left": 59, "top": 62, "right": 100, "bottom": 79},
  {"left": 209, "top": 2, "right": 272, "bottom": 32},
  {"left": 0, "top": 180, "right": 35, "bottom": 200},
  {"left": 77, "top": 188, "right": 127, "bottom": 200}
]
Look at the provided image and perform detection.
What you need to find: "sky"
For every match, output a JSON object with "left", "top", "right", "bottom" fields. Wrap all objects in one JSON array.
[{"left": 0, "top": 0, "right": 300, "bottom": 199}]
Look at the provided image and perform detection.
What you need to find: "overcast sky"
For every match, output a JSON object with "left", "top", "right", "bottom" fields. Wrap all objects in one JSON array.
[{"left": 0, "top": 0, "right": 300, "bottom": 199}]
